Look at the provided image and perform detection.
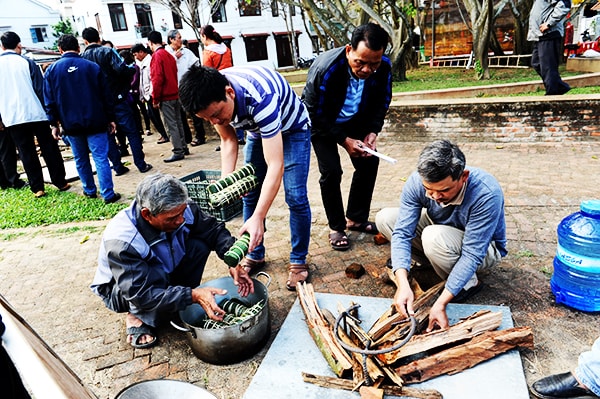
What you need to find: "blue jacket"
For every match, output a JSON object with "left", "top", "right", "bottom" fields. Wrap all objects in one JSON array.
[
  {"left": 43, "top": 52, "right": 115, "bottom": 135},
  {"left": 91, "top": 201, "right": 236, "bottom": 320},
  {"left": 302, "top": 46, "right": 392, "bottom": 144},
  {"left": 391, "top": 167, "right": 507, "bottom": 295},
  {"left": 81, "top": 44, "right": 134, "bottom": 100}
]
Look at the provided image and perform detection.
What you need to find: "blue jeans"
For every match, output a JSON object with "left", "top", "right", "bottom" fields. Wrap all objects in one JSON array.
[
  {"left": 67, "top": 132, "right": 115, "bottom": 200},
  {"left": 243, "top": 127, "right": 312, "bottom": 264},
  {"left": 114, "top": 101, "right": 149, "bottom": 171},
  {"left": 576, "top": 336, "right": 600, "bottom": 396}
]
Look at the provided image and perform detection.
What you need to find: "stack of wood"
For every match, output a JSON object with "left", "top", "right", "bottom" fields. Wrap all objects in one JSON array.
[{"left": 296, "top": 282, "right": 534, "bottom": 399}]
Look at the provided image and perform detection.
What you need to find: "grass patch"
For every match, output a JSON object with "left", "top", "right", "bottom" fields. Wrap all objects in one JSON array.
[
  {"left": 0, "top": 187, "right": 127, "bottom": 229},
  {"left": 394, "top": 66, "right": 585, "bottom": 93}
]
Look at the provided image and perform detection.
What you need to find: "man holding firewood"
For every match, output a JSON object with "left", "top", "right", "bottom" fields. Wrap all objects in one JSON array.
[{"left": 375, "top": 140, "right": 507, "bottom": 331}]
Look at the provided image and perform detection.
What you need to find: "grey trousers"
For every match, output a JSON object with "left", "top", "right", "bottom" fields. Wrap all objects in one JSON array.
[
  {"left": 376, "top": 207, "right": 501, "bottom": 290},
  {"left": 160, "top": 99, "right": 188, "bottom": 156}
]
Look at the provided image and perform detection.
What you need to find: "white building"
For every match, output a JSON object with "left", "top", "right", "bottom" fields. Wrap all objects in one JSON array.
[
  {"left": 0, "top": 0, "right": 61, "bottom": 50},
  {"left": 60, "top": 0, "right": 316, "bottom": 69}
]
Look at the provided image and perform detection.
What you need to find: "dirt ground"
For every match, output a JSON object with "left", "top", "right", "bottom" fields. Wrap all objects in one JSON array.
[{"left": 1, "top": 139, "right": 600, "bottom": 398}]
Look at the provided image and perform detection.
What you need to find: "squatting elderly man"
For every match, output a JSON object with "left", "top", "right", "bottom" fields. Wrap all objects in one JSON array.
[
  {"left": 91, "top": 173, "right": 253, "bottom": 348},
  {"left": 376, "top": 140, "right": 507, "bottom": 331}
]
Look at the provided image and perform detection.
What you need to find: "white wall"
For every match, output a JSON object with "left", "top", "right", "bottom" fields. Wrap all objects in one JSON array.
[
  {"left": 63, "top": 0, "right": 314, "bottom": 69},
  {"left": 0, "top": 0, "right": 61, "bottom": 49}
]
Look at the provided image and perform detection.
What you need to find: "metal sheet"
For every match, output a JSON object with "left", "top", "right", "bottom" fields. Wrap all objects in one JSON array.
[{"left": 244, "top": 293, "right": 529, "bottom": 399}]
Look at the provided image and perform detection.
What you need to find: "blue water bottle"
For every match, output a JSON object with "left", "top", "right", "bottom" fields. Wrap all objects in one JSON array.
[{"left": 551, "top": 200, "right": 600, "bottom": 312}]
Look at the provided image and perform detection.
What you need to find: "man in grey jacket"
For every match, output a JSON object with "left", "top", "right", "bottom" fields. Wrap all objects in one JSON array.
[
  {"left": 91, "top": 173, "right": 253, "bottom": 348},
  {"left": 528, "top": 0, "right": 571, "bottom": 95}
]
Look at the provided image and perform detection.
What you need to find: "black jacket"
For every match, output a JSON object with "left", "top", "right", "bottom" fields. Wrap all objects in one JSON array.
[
  {"left": 82, "top": 44, "right": 134, "bottom": 100},
  {"left": 302, "top": 46, "right": 392, "bottom": 144}
]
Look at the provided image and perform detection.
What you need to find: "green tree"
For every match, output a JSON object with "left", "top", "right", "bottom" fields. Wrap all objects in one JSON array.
[{"left": 50, "top": 19, "right": 77, "bottom": 51}]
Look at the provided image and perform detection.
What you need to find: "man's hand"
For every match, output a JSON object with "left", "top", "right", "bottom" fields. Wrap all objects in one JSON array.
[
  {"left": 363, "top": 132, "right": 377, "bottom": 150},
  {"left": 51, "top": 126, "right": 61, "bottom": 140},
  {"left": 108, "top": 122, "right": 117, "bottom": 135},
  {"left": 229, "top": 264, "right": 255, "bottom": 297},
  {"left": 342, "top": 137, "right": 367, "bottom": 157},
  {"left": 540, "top": 23, "right": 549, "bottom": 33},
  {"left": 240, "top": 215, "right": 265, "bottom": 254},
  {"left": 0, "top": 120, "right": 4, "bottom": 131},
  {"left": 191, "top": 286, "right": 228, "bottom": 321},
  {"left": 392, "top": 269, "right": 415, "bottom": 318},
  {"left": 426, "top": 288, "right": 454, "bottom": 331}
]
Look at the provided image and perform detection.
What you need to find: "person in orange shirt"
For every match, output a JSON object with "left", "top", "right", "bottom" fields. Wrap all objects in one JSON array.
[{"left": 200, "top": 25, "right": 233, "bottom": 70}]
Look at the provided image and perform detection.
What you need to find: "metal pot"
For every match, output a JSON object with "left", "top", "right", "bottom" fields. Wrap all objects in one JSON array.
[
  {"left": 115, "top": 379, "right": 217, "bottom": 399},
  {"left": 171, "top": 272, "right": 271, "bottom": 365}
]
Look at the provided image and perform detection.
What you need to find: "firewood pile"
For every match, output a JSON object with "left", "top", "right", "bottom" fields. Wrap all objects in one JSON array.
[{"left": 296, "top": 282, "right": 534, "bottom": 399}]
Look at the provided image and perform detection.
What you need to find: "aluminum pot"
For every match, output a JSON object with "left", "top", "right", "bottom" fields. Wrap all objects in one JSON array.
[
  {"left": 171, "top": 272, "right": 271, "bottom": 365},
  {"left": 115, "top": 379, "right": 216, "bottom": 399}
]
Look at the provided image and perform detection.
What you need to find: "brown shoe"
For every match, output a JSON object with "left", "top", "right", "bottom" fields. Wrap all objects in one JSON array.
[
  {"left": 34, "top": 190, "right": 46, "bottom": 198},
  {"left": 240, "top": 257, "right": 266, "bottom": 275},
  {"left": 286, "top": 263, "right": 309, "bottom": 291}
]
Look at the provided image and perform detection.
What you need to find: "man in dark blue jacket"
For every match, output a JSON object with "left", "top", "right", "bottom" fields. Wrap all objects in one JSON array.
[
  {"left": 82, "top": 27, "right": 152, "bottom": 174},
  {"left": 91, "top": 173, "right": 254, "bottom": 348},
  {"left": 43, "top": 34, "right": 121, "bottom": 203},
  {"left": 302, "top": 23, "right": 392, "bottom": 251}
]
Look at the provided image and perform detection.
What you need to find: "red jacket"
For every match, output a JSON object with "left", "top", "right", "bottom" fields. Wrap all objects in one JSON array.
[{"left": 150, "top": 46, "right": 179, "bottom": 104}]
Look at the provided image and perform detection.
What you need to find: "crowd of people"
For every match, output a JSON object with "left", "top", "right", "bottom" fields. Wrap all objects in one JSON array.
[{"left": 2, "top": 18, "right": 595, "bottom": 399}]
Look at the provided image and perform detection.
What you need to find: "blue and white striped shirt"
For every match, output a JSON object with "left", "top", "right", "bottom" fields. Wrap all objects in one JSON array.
[{"left": 222, "top": 66, "right": 309, "bottom": 139}]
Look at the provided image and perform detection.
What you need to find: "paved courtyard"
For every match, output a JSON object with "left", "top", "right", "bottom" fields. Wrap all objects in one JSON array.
[{"left": 0, "top": 130, "right": 599, "bottom": 398}]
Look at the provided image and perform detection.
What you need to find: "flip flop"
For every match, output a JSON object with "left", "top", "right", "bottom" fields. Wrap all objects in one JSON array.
[
  {"left": 347, "top": 221, "right": 379, "bottom": 235},
  {"left": 329, "top": 231, "right": 350, "bottom": 251},
  {"left": 126, "top": 323, "right": 158, "bottom": 349},
  {"left": 286, "top": 263, "right": 309, "bottom": 291}
]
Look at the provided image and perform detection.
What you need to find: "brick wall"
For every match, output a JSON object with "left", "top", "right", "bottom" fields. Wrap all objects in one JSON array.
[{"left": 384, "top": 95, "right": 600, "bottom": 142}]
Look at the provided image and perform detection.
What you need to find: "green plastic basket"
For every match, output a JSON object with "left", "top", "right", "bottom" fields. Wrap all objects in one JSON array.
[{"left": 180, "top": 170, "right": 243, "bottom": 222}]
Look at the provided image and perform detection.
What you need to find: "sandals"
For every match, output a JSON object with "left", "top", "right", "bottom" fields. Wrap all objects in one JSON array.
[
  {"left": 329, "top": 231, "right": 350, "bottom": 251},
  {"left": 190, "top": 139, "right": 205, "bottom": 146},
  {"left": 240, "top": 257, "right": 266, "bottom": 274},
  {"left": 347, "top": 221, "right": 379, "bottom": 235},
  {"left": 286, "top": 263, "right": 309, "bottom": 291},
  {"left": 126, "top": 323, "right": 158, "bottom": 349}
]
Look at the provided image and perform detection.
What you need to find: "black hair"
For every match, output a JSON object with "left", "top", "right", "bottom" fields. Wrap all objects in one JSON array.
[
  {"left": 82, "top": 27, "right": 100, "bottom": 43},
  {"left": 200, "top": 25, "right": 223, "bottom": 44},
  {"left": 1, "top": 31, "right": 20, "bottom": 50},
  {"left": 179, "top": 65, "right": 229, "bottom": 114},
  {"left": 57, "top": 34, "right": 79, "bottom": 52},
  {"left": 101, "top": 39, "right": 114, "bottom": 48},
  {"left": 350, "top": 23, "right": 389, "bottom": 52},
  {"left": 119, "top": 49, "right": 134, "bottom": 64},
  {"left": 147, "top": 31, "right": 163, "bottom": 46},
  {"left": 131, "top": 43, "right": 149, "bottom": 54}
]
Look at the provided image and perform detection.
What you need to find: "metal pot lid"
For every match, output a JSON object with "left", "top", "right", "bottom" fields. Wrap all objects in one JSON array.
[{"left": 115, "top": 379, "right": 217, "bottom": 399}]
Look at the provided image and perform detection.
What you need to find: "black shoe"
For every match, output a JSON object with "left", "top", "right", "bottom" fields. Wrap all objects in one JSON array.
[
  {"left": 115, "top": 166, "right": 130, "bottom": 176},
  {"left": 104, "top": 192, "right": 121, "bottom": 204},
  {"left": 13, "top": 179, "right": 27, "bottom": 189},
  {"left": 215, "top": 146, "right": 221, "bottom": 152},
  {"left": 531, "top": 372, "right": 598, "bottom": 399},
  {"left": 139, "top": 164, "right": 153, "bottom": 173},
  {"left": 163, "top": 154, "right": 184, "bottom": 163},
  {"left": 238, "top": 139, "right": 246, "bottom": 145},
  {"left": 451, "top": 281, "right": 484, "bottom": 303},
  {"left": 184, "top": 148, "right": 190, "bottom": 156},
  {"left": 119, "top": 147, "right": 130, "bottom": 157},
  {"left": 84, "top": 192, "right": 98, "bottom": 199}
]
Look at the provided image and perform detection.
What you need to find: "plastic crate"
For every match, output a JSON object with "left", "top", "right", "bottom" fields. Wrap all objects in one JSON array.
[{"left": 180, "top": 170, "right": 243, "bottom": 222}]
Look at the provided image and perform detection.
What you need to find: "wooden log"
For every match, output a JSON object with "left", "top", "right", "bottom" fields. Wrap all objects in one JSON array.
[
  {"left": 377, "top": 310, "right": 503, "bottom": 365},
  {"left": 302, "top": 372, "right": 443, "bottom": 399},
  {"left": 297, "top": 283, "right": 353, "bottom": 377},
  {"left": 359, "top": 386, "right": 383, "bottom": 399},
  {"left": 392, "top": 326, "right": 534, "bottom": 383},
  {"left": 368, "top": 281, "right": 445, "bottom": 343}
]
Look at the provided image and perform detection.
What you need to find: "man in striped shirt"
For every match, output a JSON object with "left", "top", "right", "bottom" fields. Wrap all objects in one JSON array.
[{"left": 179, "top": 65, "right": 311, "bottom": 291}]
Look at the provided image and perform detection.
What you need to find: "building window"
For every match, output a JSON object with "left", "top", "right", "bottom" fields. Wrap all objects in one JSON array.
[
  {"left": 212, "top": 0, "right": 227, "bottom": 23},
  {"left": 271, "top": 0, "right": 279, "bottom": 17},
  {"left": 134, "top": 3, "right": 154, "bottom": 37},
  {"left": 108, "top": 3, "right": 127, "bottom": 31},
  {"left": 243, "top": 34, "right": 268, "bottom": 61},
  {"left": 30, "top": 26, "right": 48, "bottom": 43},
  {"left": 238, "top": 0, "right": 261, "bottom": 16},
  {"left": 172, "top": 12, "right": 183, "bottom": 29}
]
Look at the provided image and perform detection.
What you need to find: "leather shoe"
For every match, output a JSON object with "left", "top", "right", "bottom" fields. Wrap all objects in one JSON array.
[
  {"left": 451, "top": 281, "right": 483, "bottom": 303},
  {"left": 531, "top": 372, "right": 598, "bottom": 399},
  {"left": 163, "top": 154, "right": 184, "bottom": 163},
  {"left": 104, "top": 192, "right": 121, "bottom": 204}
]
